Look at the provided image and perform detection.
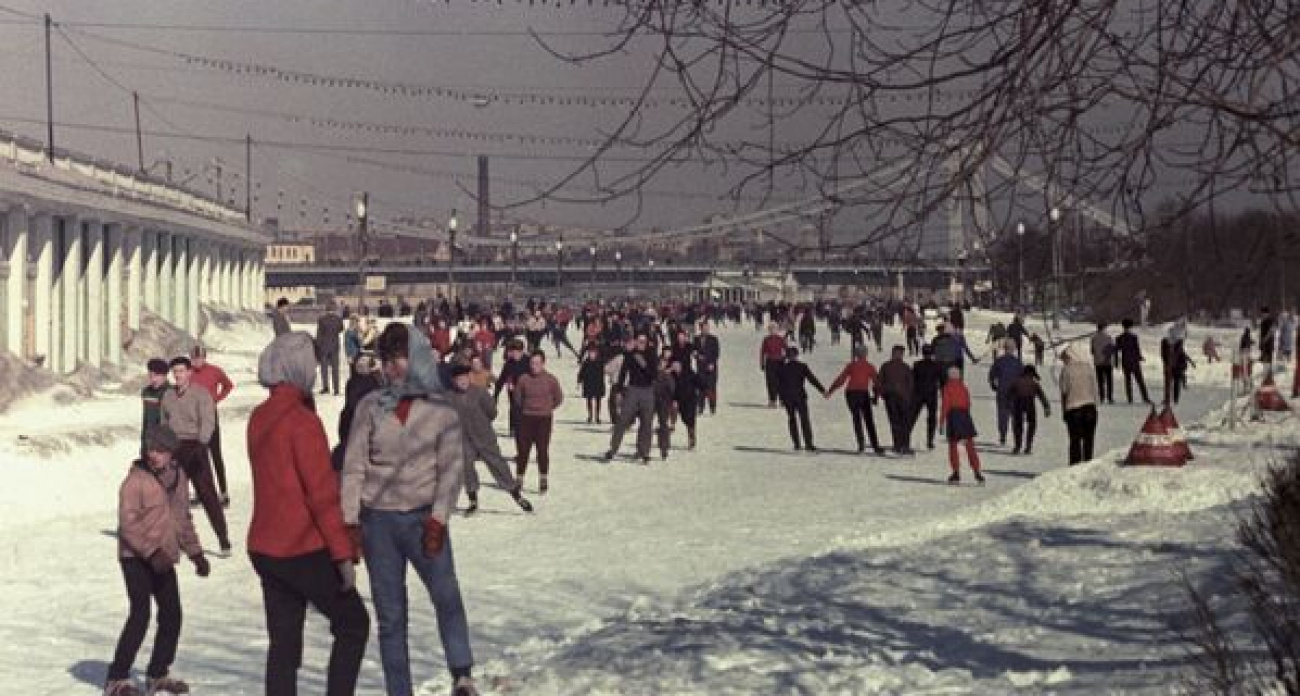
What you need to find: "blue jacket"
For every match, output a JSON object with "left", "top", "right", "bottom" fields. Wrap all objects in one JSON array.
[{"left": 988, "top": 354, "right": 1024, "bottom": 396}]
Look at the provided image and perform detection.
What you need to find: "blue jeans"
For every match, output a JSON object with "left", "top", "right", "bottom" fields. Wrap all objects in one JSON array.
[{"left": 360, "top": 508, "right": 473, "bottom": 696}]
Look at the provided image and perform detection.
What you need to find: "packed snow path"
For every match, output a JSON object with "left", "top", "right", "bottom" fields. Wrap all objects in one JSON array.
[{"left": 0, "top": 311, "right": 1276, "bottom": 694}]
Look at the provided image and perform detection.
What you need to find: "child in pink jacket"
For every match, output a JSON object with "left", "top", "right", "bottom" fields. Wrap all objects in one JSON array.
[{"left": 105, "top": 425, "right": 210, "bottom": 696}]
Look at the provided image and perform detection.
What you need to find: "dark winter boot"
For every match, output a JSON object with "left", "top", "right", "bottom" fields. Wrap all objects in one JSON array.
[
  {"left": 688, "top": 428, "right": 696, "bottom": 450},
  {"left": 103, "top": 680, "right": 141, "bottom": 696},
  {"left": 539, "top": 476, "right": 548, "bottom": 494},
  {"left": 974, "top": 471, "right": 986, "bottom": 485},
  {"left": 452, "top": 676, "right": 480, "bottom": 696},
  {"left": 947, "top": 472, "right": 960, "bottom": 485},
  {"left": 146, "top": 675, "right": 190, "bottom": 695},
  {"left": 513, "top": 490, "right": 534, "bottom": 513},
  {"left": 465, "top": 492, "right": 479, "bottom": 516}
]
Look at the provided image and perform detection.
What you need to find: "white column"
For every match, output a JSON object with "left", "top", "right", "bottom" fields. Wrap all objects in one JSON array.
[
  {"left": 186, "top": 237, "right": 200, "bottom": 336},
  {"left": 61, "top": 217, "right": 83, "bottom": 372},
  {"left": 233, "top": 250, "right": 245, "bottom": 310},
  {"left": 86, "top": 220, "right": 106, "bottom": 368},
  {"left": 140, "top": 230, "right": 155, "bottom": 315},
  {"left": 152, "top": 230, "right": 168, "bottom": 321},
  {"left": 4, "top": 205, "right": 28, "bottom": 357},
  {"left": 255, "top": 255, "right": 265, "bottom": 311},
  {"left": 125, "top": 226, "right": 143, "bottom": 332},
  {"left": 172, "top": 234, "right": 188, "bottom": 332},
  {"left": 218, "top": 245, "right": 230, "bottom": 306},
  {"left": 199, "top": 240, "right": 213, "bottom": 306},
  {"left": 171, "top": 233, "right": 186, "bottom": 329},
  {"left": 32, "top": 213, "right": 52, "bottom": 367},
  {"left": 106, "top": 223, "right": 123, "bottom": 365}
]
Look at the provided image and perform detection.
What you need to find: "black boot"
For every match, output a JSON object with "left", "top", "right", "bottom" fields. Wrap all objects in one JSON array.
[
  {"left": 465, "top": 491, "right": 479, "bottom": 516},
  {"left": 947, "top": 472, "right": 960, "bottom": 485},
  {"left": 512, "top": 488, "right": 534, "bottom": 513}
]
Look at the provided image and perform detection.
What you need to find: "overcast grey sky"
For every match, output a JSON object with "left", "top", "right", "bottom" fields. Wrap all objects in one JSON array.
[
  {"left": 0, "top": 1, "right": 844, "bottom": 237},
  {"left": 0, "top": 1, "right": 1286, "bottom": 258}
]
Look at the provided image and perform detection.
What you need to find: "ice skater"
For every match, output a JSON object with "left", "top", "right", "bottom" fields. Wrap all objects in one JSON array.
[{"left": 939, "top": 367, "right": 984, "bottom": 485}]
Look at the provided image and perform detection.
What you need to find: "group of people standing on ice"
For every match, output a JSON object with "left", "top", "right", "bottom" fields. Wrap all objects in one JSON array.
[{"left": 107, "top": 295, "right": 749, "bottom": 696}]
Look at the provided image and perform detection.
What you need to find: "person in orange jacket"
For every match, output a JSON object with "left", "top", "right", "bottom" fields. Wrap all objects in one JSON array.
[
  {"left": 825, "top": 344, "right": 886, "bottom": 454},
  {"left": 939, "top": 366, "right": 984, "bottom": 485}
]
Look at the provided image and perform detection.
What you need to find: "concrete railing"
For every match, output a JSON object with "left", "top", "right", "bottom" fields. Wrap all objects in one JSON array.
[{"left": 0, "top": 128, "right": 249, "bottom": 226}]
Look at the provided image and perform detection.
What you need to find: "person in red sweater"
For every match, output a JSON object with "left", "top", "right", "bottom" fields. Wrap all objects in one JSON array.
[
  {"left": 825, "top": 344, "right": 886, "bottom": 454},
  {"left": 246, "top": 332, "right": 369, "bottom": 696},
  {"left": 189, "top": 344, "right": 235, "bottom": 507},
  {"left": 939, "top": 366, "right": 985, "bottom": 485},
  {"left": 759, "top": 324, "right": 788, "bottom": 407}
]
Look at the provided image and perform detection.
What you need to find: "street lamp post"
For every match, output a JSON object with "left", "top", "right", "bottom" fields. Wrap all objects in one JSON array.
[
  {"left": 1049, "top": 207, "right": 1062, "bottom": 329},
  {"left": 1016, "top": 221, "right": 1026, "bottom": 312},
  {"left": 555, "top": 239, "right": 564, "bottom": 289},
  {"left": 589, "top": 243, "right": 597, "bottom": 289},
  {"left": 447, "top": 210, "right": 458, "bottom": 299},
  {"left": 509, "top": 229, "right": 519, "bottom": 288},
  {"left": 615, "top": 250, "right": 623, "bottom": 284},
  {"left": 354, "top": 192, "right": 369, "bottom": 312},
  {"left": 648, "top": 257, "right": 655, "bottom": 288}
]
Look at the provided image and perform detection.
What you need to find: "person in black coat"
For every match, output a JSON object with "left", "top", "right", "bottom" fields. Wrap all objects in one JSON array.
[
  {"left": 577, "top": 346, "right": 607, "bottom": 424},
  {"left": 774, "top": 347, "right": 827, "bottom": 451},
  {"left": 670, "top": 360, "right": 702, "bottom": 450},
  {"left": 692, "top": 322, "right": 721, "bottom": 415},
  {"left": 1115, "top": 318, "right": 1152, "bottom": 404},
  {"left": 331, "top": 354, "right": 382, "bottom": 471},
  {"left": 909, "top": 344, "right": 944, "bottom": 450},
  {"left": 493, "top": 339, "right": 531, "bottom": 436}
]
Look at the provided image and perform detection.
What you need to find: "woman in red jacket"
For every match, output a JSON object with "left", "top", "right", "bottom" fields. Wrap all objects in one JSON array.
[
  {"left": 247, "top": 332, "right": 370, "bottom": 696},
  {"left": 939, "top": 366, "right": 985, "bottom": 485},
  {"left": 824, "top": 344, "right": 886, "bottom": 455}
]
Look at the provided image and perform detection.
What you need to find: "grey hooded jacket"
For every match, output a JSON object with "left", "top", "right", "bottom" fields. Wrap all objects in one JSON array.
[{"left": 340, "top": 327, "right": 464, "bottom": 524}]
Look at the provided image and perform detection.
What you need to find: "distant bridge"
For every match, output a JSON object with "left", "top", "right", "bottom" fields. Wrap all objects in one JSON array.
[{"left": 266, "top": 263, "right": 989, "bottom": 294}]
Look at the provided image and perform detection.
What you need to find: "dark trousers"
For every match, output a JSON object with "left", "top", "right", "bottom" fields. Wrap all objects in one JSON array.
[
  {"left": 995, "top": 393, "right": 1014, "bottom": 443},
  {"left": 655, "top": 400, "right": 673, "bottom": 456},
  {"left": 515, "top": 414, "right": 554, "bottom": 476},
  {"left": 209, "top": 420, "right": 229, "bottom": 498},
  {"left": 320, "top": 350, "right": 341, "bottom": 395},
  {"left": 845, "top": 391, "right": 882, "bottom": 451},
  {"left": 175, "top": 440, "right": 229, "bottom": 546},
  {"left": 782, "top": 399, "right": 814, "bottom": 448},
  {"left": 763, "top": 362, "right": 780, "bottom": 403},
  {"left": 508, "top": 401, "right": 521, "bottom": 437},
  {"left": 110, "top": 559, "right": 181, "bottom": 681},
  {"left": 609, "top": 386, "right": 655, "bottom": 458},
  {"left": 1064, "top": 404, "right": 1098, "bottom": 465},
  {"left": 1122, "top": 364, "right": 1151, "bottom": 403},
  {"left": 697, "top": 369, "right": 718, "bottom": 414},
  {"left": 1011, "top": 399, "right": 1038, "bottom": 451},
  {"left": 883, "top": 394, "right": 912, "bottom": 451},
  {"left": 1170, "top": 366, "right": 1190, "bottom": 405},
  {"left": 910, "top": 392, "right": 938, "bottom": 448},
  {"left": 608, "top": 385, "right": 624, "bottom": 425},
  {"left": 906, "top": 329, "right": 920, "bottom": 356},
  {"left": 1094, "top": 364, "right": 1114, "bottom": 403},
  {"left": 250, "top": 550, "right": 369, "bottom": 696}
]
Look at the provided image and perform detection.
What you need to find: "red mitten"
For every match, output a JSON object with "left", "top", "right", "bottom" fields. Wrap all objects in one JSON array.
[{"left": 422, "top": 516, "right": 446, "bottom": 558}]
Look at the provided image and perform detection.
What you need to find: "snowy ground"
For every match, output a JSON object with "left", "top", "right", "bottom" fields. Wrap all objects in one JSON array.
[{"left": 0, "top": 309, "right": 1294, "bottom": 695}]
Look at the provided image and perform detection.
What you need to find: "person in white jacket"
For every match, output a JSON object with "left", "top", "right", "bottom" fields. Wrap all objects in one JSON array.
[{"left": 1059, "top": 344, "right": 1099, "bottom": 466}]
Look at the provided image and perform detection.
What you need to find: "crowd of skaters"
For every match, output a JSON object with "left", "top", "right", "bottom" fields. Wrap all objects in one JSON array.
[{"left": 104, "top": 293, "right": 1299, "bottom": 696}]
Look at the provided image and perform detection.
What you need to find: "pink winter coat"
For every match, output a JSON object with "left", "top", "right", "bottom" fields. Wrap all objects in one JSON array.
[{"left": 117, "top": 461, "right": 202, "bottom": 565}]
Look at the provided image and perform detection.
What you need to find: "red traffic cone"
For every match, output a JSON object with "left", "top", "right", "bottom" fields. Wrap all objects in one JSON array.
[
  {"left": 1125, "top": 409, "right": 1187, "bottom": 467},
  {"left": 1157, "top": 404, "right": 1194, "bottom": 461},
  {"left": 1255, "top": 372, "right": 1290, "bottom": 412}
]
